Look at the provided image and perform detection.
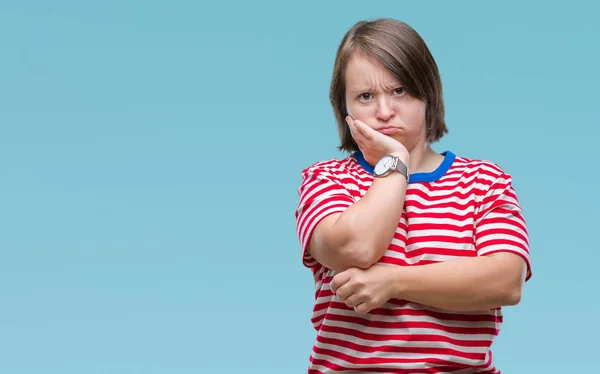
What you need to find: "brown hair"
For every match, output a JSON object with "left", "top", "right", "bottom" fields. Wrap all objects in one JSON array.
[{"left": 330, "top": 18, "right": 448, "bottom": 152}]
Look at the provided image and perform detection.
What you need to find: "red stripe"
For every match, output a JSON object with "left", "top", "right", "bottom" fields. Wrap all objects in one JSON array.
[
  {"left": 476, "top": 227, "right": 528, "bottom": 245},
  {"left": 476, "top": 216, "right": 527, "bottom": 235},
  {"left": 379, "top": 256, "right": 440, "bottom": 266},
  {"left": 476, "top": 238, "right": 528, "bottom": 253},
  {"left": 405, "top": 199, "right": 476, "bottom": 211},
  {"left": 409, "top": 187, "right": 491, "bottom": 202},
  {"left": 325, "top": 310, "right": 500, "bottom": 335},
  {"left": 368, "top": 305, "right": 502, "bottom": 323},
  {"left": 407, "top": 234, "right": 474, "bottom": 245},
  {"left": 320, "top": 324, "right": 493, "bottom": 348},
  {"left": 408, "top": 222, "right": 474, "bottom": 232},
  {"left": 406, "top": 210, "right": 476, "bottom": 221},
  {"left": 311, "top": 345, "right": 486, "bottom": 366}
]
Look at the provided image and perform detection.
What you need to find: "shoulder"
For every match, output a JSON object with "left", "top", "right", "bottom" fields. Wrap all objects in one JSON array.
[
  {"left": 296, "top": 154, "right": 364, "bottom": 199},
  {"left": 450, "top": 154, "right": 512, "bottom": 183},
  {"left": 300, "top": 154, "right": 362, "bottom": 179}
]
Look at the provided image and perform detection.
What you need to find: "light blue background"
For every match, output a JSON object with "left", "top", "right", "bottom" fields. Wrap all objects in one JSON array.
[{"left": 1, "top": 1, "right": 598, "bottom": 373}]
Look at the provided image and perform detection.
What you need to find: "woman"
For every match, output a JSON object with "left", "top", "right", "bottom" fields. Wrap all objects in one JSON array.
[{"left": 294, "top": 18, "right": 531, "bottom": 373}]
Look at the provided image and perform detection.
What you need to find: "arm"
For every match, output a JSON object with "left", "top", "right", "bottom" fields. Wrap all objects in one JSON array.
[
  {"left": 393, "top": 169, "right": 531, "bottom": 310},
  {"left": 308, "top": 162, "right": 407, "bottom": 272},
  {"left": 389, "top": 252, "right": 527, "bottom": 311},
  {"left": 331, "top": 171, "right": 532, "bottom": 313},
  {"left": 297, "top": 117, "right": 410, "bottom": 273},
  {"left": 331, "top": 253, "right": 527, "bottom": 313}
]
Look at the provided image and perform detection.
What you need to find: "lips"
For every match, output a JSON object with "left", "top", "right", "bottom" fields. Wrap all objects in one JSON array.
[{"left": 377, "top": 127, "right": 399, "bottom": 135}]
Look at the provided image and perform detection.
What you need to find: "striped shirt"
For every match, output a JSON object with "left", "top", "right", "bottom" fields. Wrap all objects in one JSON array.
[{"left": 294, "top": 150, "right": 532, "bottom": 373}]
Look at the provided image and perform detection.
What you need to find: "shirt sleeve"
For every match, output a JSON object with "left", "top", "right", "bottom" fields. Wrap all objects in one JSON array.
[
  {"left": 474, "top": 172, "right": 532, "bottom": 280},
  {"left": 294, "top": 164, "right": 355, "bottom": 268}
]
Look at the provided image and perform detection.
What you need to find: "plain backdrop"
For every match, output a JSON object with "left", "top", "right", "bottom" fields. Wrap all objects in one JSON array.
[{"left": 1, "top": 1, "right": 599, "bottom": 373}]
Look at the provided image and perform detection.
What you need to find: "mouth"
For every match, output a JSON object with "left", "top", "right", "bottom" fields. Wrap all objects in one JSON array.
[{"left": 377, "top": 127, "right": 400, "bottom": 135}]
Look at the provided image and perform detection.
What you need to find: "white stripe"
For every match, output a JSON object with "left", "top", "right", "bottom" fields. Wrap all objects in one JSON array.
[
  {"left": 322, "top": 319, "right": 498, "bottom": 341},
  {"left": 407, "top": 191, "right": 478, "bottom": 207},
  {"left": 383, "top": 249, "right": 472, "bottom": 264},
  {"left": 478, "top": 196, "right": 520, "bottom": 213},
  {"left": 325, "top": 308, "right": 500, "bottom": 331},
  {"left": 300, "top": 201, "right": 350, "bottom": 248},
  {"left": 311, "top": 341, "right": 489, "bottom": 368},
  {"left": 298, "top": 175, "right": 352, "bottom": 209},
  {"left": 319, "top": 329, "right": 492, "bottom": 354},
  {"left": 407, "top": 228, "right": 473, "bottom": 239},
  {"left": 477, "top": 219, "right": 527, "bottom": 237},
  {"left": 477, "top": 233, "right": 528, "bottom": 248},
  {"left": 408, "top": 216, "right": 475, "bottom": 226},
  {"left": 405, "top": 205, "right": 476, "bottom": 216},
  {"left": 478, "top": 246, "right": 530, "bottom": 259},
  {"left": 405, "top": 241, "right": 474, "bottom": 252}
]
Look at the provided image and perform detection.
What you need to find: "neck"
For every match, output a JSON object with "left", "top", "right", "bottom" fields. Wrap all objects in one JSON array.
[{"left": 407, "top": 143, "right": 441, "bottom": 174}]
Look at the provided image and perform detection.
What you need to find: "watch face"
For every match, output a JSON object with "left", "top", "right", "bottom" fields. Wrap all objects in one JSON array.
[{"left": 374, "top": 155, "right": 393, "bottom": 175}]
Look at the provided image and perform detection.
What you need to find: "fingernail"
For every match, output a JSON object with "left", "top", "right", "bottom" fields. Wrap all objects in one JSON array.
[{"left": 346, "top": 115, "right": 354, "bottom": 126}]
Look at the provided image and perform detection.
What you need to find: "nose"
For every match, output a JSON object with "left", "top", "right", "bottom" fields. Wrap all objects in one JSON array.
[{"left": 375, "top": 98, "right": 395, "bottom": 122}]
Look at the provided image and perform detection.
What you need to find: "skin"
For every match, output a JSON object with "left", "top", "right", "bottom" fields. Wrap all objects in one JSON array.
[{"left": 311, "top": 52, "right": 528, "bottom": 313}]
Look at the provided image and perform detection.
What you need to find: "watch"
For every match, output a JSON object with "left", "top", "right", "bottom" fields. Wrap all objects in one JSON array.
[{"left": 373, "top": 154, "right": 409, "bottom": 180}]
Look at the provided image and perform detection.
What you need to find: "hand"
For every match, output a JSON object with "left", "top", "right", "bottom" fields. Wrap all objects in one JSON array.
[
  {"left": 346, "top": 115, "right": 409, "bottom": 167},
  {"left": 330, "top": 265, "right": 397, "bottom": 314}
]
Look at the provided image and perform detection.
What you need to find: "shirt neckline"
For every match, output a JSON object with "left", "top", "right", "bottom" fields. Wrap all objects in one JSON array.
[{"left": 352, "top": 150, "right": 456, "bottom": 183}]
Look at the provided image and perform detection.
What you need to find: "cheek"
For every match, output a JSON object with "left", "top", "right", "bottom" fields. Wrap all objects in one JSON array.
[
  {"left": 347, "top": 105, "right": 378, "bottom": 128},
  {"left": 417, "top": 101, "right": 427, "bottom": 122},
  {"left": 345, "top": 100, "right": 359, "bottom": 117},
  {"left": 405, "top": 101, "right": 427, "bottom": 128},
  {"left": 356, "top": 115, "right": 380, "bottom": 130}
]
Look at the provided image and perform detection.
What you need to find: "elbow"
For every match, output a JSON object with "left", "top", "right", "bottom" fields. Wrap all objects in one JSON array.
[
  {"left": 502, "top": 285, "right": 523, "bottom": 306},
  {"left": 342, "top": 242, "right": 380, "bottom": 269},
  {"left": 507, "top": 288, "right": 523, "bottom": 306},
  {"left": 501, "top": 270, "right": 526, "bottom": 306},
  {"left": 352, "top": 252, "right": 376, "bottom": 269}
]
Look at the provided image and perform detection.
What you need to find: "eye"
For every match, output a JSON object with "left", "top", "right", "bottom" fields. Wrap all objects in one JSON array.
[
  {"left": 359, "top": 93, "right": 373, "bottom": 101},
  {"left": 393, "top": 87, "right": 405, "bottom": 96}
]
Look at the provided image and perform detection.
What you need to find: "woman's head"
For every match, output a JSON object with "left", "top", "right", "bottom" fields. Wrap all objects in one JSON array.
[{"left": 330, "top": 18, "right": 448, "bottom": 153}]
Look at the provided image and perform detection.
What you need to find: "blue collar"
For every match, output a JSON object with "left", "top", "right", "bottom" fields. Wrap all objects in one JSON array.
[{"left": 353, "top": 150, "right": 456, "bottom": 183}]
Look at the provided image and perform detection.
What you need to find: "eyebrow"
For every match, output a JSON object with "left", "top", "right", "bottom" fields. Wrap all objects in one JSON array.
[
  {"left": 347, "top": 82, "right": 403, "bottom": 94},
  {"left": 347, "top": 86, "right": 372, "bottom": 94}
]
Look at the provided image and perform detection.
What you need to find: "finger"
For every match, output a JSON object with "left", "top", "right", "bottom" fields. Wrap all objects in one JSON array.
[
  {"left": 345, "top": 115, "right": 355, "bottom": 133},
  {"left": 334, "top": 280, "right": 355, "bottom": 301},
  {"left": 348, "top": 120, "right": 368, "bottom": 149},
  {"left": 353, "top": 135, "right": 367, "bottom": 150},
  {"left": 344, "top": 293, "right": 363, "bottom": 308},
  {"left": 352, "top": 119, "right": 375, "bottom": 141},
  {"left": 330, "top": 270, "right": 352, "bottom": 294},
  {"left": 354, "top": 303, "right": 372, "bottom": 314},
  {"left": 346, "top": 117, "right": 360, "bottom": 140}
]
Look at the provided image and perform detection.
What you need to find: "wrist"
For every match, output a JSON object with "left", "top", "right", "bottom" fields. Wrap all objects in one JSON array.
[
  {"left": 389, "top": 266, "right": 408, "bottom": 299},
  {"left": 389, "top": 150, "right": 410, "bottom": 166}
]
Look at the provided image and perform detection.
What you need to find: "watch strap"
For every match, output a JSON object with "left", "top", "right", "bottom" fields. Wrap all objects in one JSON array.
[{"left": 394, "top": 157, "right": 409, "bottom": 180}]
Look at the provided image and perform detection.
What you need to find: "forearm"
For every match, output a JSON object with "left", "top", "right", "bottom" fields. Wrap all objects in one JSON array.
[
  {"left": 337, "top": 171, "right": 407, "bottom": 261},
  {"left": 310, "top": 169, "right": 407, "bottom": 273},
  {"left": 390, "top": 254, "right": 527, "bottom": 311}
]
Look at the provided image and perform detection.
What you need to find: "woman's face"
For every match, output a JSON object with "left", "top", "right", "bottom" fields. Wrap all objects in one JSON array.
[{"left": 344, "top": 53, "right": 428, "bottom": 152}]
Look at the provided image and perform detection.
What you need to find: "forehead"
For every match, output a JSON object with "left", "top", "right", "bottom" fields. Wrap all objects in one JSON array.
[{"left": 344, "top": 53, "right": 400, "bottom": 89}]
